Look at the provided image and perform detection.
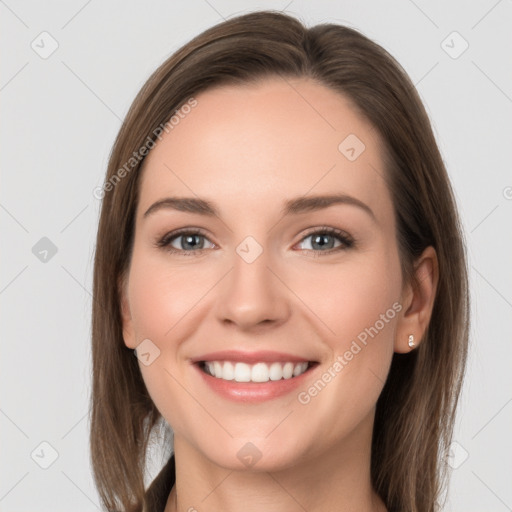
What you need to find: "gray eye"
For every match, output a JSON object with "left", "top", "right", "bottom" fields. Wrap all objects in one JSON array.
[
  {"left": 170, "top": 233, "right": 214, "bottom": 251},
  {"left": 299, "top": 233, "right": 342, "bottom": 251}
]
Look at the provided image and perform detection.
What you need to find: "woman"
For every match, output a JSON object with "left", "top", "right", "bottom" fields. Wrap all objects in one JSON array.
[{"left": 90, "top": 10, "right": 469, "bottom": 512}]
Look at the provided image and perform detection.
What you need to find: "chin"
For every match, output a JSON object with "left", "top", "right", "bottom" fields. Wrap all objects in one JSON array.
[{"left": 199, "top": 437, "right": 308, "bottom": 473}]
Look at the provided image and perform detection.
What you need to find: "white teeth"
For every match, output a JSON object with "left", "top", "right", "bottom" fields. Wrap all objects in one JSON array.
[
  {"left": 223, "top": 361, "right": 235, "bottom": 380},
  {"left": 234, "top": 362, "right": 251, "bottom": 382},
  {"left": 251, "top": 362, "right": 269, "bottom": 382},
  {"left": 283, "top": 362, "right": 294, "bottom": 379},
  {"left": 203, "top": 360, "right": 309, "bottom": 382},
  {"left": 214, "top": 361, "right": 223, "bottom": 378},
  {"left": 269, "top": 362, "right": 283, "bottom": 381},
  {"left": 293, "top": 362, "right": 305, "bottom": 376}
]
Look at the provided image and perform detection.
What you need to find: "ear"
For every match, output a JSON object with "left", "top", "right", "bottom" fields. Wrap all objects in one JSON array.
[
  {"left": 118, "top": 273, "right": 137, "bottom": 349},
  {"left": 394, "top": 246, "right": 439, "bottom": 353}
]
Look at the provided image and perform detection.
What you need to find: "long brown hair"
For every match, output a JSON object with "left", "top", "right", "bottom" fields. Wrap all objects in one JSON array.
[{"left": 90, "top": 10, "right": 469, "bottom": 512}]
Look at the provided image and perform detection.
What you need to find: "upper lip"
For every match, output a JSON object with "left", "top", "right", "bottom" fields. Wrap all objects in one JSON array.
[{"left": 190, "top": 350, "right": 317, "bottom": 364}]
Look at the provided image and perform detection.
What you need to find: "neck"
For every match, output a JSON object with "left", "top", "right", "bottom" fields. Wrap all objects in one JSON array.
[{"left": 164, "top": 411, "right": 387, "bottom": 512}]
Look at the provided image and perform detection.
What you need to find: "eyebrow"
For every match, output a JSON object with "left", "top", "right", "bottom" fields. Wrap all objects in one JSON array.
[{"left": 143, "top": 194, "right": 376, "bottom": 222}]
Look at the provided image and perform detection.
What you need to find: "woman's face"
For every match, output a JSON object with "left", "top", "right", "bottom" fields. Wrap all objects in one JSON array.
[{"left": 120, "top": 77, "right": 413, "bottom": 470}]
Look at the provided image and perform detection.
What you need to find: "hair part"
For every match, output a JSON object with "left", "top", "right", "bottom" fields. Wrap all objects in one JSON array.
[{"left": 90, "top": 10, "right": 469, "bottom": 512}]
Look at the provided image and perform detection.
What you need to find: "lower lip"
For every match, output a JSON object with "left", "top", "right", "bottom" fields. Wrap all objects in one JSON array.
[{"left": 193, "top": 363, "right": 317, "bottom": 403}]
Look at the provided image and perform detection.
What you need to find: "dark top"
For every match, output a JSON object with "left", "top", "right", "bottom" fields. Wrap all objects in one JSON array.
[{"left": 144, "top": 454, "right": 176, "bottom": 512}]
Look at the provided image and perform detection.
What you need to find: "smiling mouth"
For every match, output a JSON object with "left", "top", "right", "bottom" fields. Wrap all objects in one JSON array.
[{"left": 198, "top": 360, "right": 318, "bottom": 383}]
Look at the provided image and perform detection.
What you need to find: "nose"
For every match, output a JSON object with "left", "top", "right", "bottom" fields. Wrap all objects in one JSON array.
[{"left": 214, "top": 245, "right": 291, "bottom": 331}]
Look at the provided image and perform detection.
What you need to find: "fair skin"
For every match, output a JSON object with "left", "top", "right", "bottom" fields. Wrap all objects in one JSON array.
[{"left": 120, "top": 77, "right": 438, "bottom": 512}]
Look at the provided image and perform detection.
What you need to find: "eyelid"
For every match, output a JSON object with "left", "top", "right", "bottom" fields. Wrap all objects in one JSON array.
[{"left": 296, "top": 225, "right": 354, "bottom": 244}]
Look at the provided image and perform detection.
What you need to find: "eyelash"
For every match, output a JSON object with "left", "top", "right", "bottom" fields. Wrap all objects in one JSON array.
[{"left": 155, "top": 226, "right": 355, "bottom": 257}]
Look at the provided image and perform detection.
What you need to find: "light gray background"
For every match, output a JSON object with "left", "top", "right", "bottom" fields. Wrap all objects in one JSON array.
[{"left": 1, "top": 1, "right": 511, "bottom": 511}]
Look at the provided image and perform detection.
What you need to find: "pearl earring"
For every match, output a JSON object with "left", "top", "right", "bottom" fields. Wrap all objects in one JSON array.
[{"left": 408, "top": 334, "right": 415, "bottom": 348}]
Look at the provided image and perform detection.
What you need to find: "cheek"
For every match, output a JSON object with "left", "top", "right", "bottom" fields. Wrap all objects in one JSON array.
[
  {"left": 127, "top": 253, "right": 207, "bottom": 342},
  {"left": 289, "top": 257, "right": 400, "bottom": 435},
  {"left": 290, "top": 252, "right": 402, "bottom": 348},
  {"left": 126, "top": 252, "right": 222, "bottom": 425},
  {"left": 290, "top": 251, "right": 401, "bottom": 412}
]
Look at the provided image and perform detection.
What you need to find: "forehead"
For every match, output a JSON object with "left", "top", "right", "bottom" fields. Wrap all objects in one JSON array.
[{"left": 137, "top": 77, "right": 392, "bottom": 222}]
